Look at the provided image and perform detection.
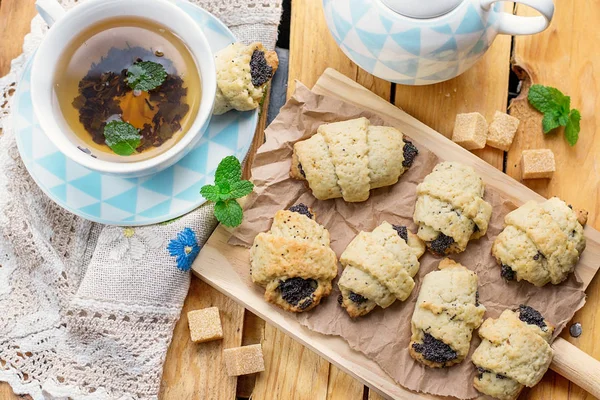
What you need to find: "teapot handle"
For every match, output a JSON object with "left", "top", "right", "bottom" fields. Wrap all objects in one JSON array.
[{"left": 480, "top": 0, "right": 554, "bottom": 35}]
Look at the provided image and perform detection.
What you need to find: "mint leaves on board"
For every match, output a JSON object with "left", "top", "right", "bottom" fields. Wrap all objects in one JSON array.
[
  {"left": 214, "top": 200, "right": 244, "bottom": 228},
  {"left": 126, "top": 60, "right": 167, "bottom": 92},
  {"left": 564, "top": 109, "right": 581, "bottom": 146},
  {"left": 200, "top": 156, "right": 254, "bottom": 227},
  {"left": 103, "top": 121, "right": 141, "bottom": 156},
  {"left": 527, "top": 84, "right": 582, "bottom": 146}
]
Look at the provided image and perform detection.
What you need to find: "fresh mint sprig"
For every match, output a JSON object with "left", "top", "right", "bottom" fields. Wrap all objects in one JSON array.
[
  {"left": 200, "top": 156, "right": 254, "bottom": 227},
  {"left": 126, "top": 60, "right": 167, "bottom": 92},
  {"left": 103, "top": 120, "right": 141, "bottom": 156},
  {"left": 527, "top": 84, "right": 582, "bottom": 146}
]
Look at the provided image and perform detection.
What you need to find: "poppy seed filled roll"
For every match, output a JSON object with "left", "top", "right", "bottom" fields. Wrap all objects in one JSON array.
[
  {"left": 213, "top": 42, "right": 279, "bottom": 115},
  {"left": 250, "top": 205, "right": 338, "bottom": 313},
  {"left": 413, "top": 161, "right": 492, "bottom": 255},
  {"left": 291, "top": 118, "right": 418, "bottom": 202},
  {"left": 492, "top": 197, "right": 586, "bottom": 286},
  {"left": 409, "top": 258, "right": 486, "bottom": 368},
  {"left": 338, "top": 222, "right": 425, "bottom": 318},
  {"left": 471, "top": 306, "right": 554, "bottom": 400}
]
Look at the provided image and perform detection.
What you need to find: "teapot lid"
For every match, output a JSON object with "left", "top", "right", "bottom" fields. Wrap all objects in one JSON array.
[{"left": 380, "top": 0, "right": 464, "bottom": 18}]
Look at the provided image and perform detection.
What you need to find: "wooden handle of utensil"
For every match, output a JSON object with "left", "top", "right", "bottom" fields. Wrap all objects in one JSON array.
[{"left": 550, "top": 337, "right": 600, "bottom": 398}]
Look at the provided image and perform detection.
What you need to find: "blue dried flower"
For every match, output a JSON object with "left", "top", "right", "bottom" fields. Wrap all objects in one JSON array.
[{"left": 167, "top": 228, "right": 200, "bottom": 271}]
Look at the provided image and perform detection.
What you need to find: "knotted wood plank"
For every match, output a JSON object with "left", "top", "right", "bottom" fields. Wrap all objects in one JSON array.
[{"left": 509, "top": 1, "right": 600, "bottom": 399}]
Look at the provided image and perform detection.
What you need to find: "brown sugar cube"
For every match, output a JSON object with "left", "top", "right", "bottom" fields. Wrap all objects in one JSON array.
[
  {"left": 521, "top": 149, "right": 555, "bottom": 179},
  {"left": 187, "top": 307, "right": 223, "bottom": 343},
  {"left": 487, "top": 111, "right": 520, "bottom": 151},
  {"left": 223, "top": 344, "right": 265, "bottom": 376},
  {"left": 451, "top": 112, "right": 488, "bottom": 150}
]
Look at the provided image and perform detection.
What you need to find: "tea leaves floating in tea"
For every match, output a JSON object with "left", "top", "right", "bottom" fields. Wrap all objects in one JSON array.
[
  {"left": 72, "top": 69, "right": 129, "bottom": 145},
  {"left": 126, "top": 60, "right": 167, "bottom": 92},
  {"left": 69, "top": 47, "right": 193, "bottom": 156},
  {"left": 104, "top": 120, "right": 142, "bottom": 156}
]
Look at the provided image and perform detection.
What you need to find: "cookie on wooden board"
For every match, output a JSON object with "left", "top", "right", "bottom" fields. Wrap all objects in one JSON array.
[
  {"left": 250, "top": 204, "right": 338, "bottom": 312},
  {"left": 492, "top": 197, "right": 586, "bottom": 286},
  {"left": 291, "top": 117, "right": 418, "bottom": 202},
  {"left": 413, "top": 161, "right": 492, "bottom": 256},
  {"left": 337, "top": 222, "right": 425, "bottom": 318},
  {"left": 409, "top": 258, "right": 486, "bottom": 368},
  {"left": 472, "top": 306, "right": 554, "bottom": 400}
]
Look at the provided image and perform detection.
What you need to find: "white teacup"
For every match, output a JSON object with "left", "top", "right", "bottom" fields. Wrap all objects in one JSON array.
[{"left": 31, "top": 0, "right": 216, "bottom": 178}]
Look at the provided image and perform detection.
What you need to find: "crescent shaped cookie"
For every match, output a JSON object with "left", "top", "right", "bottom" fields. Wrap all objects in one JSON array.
[
  {"left": 413, "top": 161, "right": 492, "bottom": 255},
  {"left": 250, "top": 204, "right": 338, "bottom": 312},
  {"left": 492, "top": 197, "right": 587, "bottom": 286},
  {"left": 409, "top": 259, "right": 486, "bottom": 368},
  {"left": 337, "top": 222, "right": 425, "bottom": 318},
  {"left": 214, "top": 42, "right": 279, "bottom": 115},
  {"left": 290, "top": 117, "right": 419, "bottom": 202},
  {"left": 472, "top": 306, "right": 555, "bottom": 400}
]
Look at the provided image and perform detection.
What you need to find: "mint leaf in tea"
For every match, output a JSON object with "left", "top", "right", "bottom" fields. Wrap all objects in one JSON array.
[
  {"left": 104, "top": 120, "right": 142, "bottom": 156},
  {"left": 53, "top": 17, "right": 201, "bottom": 159},
  {"left": 126, "top": 60, "right": 167, "bottom": 92}
]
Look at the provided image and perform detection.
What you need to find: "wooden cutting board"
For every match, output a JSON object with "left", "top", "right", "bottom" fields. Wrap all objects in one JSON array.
[{"left": 191, "top": 68, "right": 600, "bottom": 400}]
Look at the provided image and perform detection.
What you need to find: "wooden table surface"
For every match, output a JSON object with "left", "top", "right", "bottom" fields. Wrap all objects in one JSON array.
[{"left": 1, "top": 1, "right": 599, "bottom": 399}]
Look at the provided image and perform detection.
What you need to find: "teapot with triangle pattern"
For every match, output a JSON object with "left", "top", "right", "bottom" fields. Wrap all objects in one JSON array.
[{"left": 322, "top": 0, "right": 554, "bottom": 85}]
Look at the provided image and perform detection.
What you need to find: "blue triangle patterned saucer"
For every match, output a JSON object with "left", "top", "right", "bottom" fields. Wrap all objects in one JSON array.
[{"left": 14, "top": 1, "right": 258, "bottom": 226}]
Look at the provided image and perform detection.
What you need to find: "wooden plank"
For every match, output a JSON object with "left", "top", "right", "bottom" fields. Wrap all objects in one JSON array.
[
  {"left": 326, "top": 365, "right": 365, "bottom": 400},
  {"left": 159, "top": 278, "right": 245, "bottom": 400},
  {"left": 287, "top": 0, "right": 354, "bottom": 98},
  {"left": 242, "top": 88, "right": 270, "bottom": 179},
  {"left": 508, "top": 1, "right": 600, "bottom": 399},
  {"left": 251, "top": 324, "right": 330, "bottom": 400},
  {"left": 369, "top": 389, "right": 389, "bottom": 400},
  {"left": 236, "top": 310, "right": 265, "bottom": 398},
  {"left": 0, "top": 0, "right": 36, "bottom": 77},
  {"left": 192, "top": 68, "right": 600, "bottom": 400},
  {"left": 0, "top": 1, "right": 37, "bottom": 398},
  {"left": 393, "top": 3, "right": 512, "bottom": 171},
  {"left": 0, "top": 386, "right": 27, "bottom": 400}
]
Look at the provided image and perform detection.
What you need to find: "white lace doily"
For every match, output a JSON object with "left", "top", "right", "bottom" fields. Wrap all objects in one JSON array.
[{"left": 0, "top": 1, "right": 281, "bottom": 399}]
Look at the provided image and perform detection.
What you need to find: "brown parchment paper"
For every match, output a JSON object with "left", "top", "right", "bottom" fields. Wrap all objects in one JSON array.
[{"left": 229, "top": 83, "right": 587, "bottom": 399}]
